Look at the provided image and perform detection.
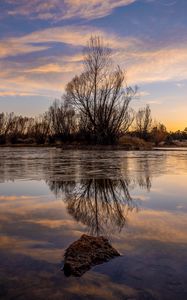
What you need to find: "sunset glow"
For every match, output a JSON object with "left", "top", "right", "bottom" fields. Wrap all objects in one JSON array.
[{"left": 0, "top": 0, "right": 186, "bottom": 130}]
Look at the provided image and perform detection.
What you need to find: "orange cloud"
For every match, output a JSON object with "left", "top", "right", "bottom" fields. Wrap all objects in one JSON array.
[
  {"left": 62, "top": 0, "right": 136, "bottom": 20},
  {"left": 132, "top": 209, "right": 187, "bottom": 242},
  {"left": 0, "top": 235, "right": 63, "bottom": 263},
  {"left": 5, "top": 0, "right": 136, "bottom": 21},
  {"left": 123, "top": 46, "right": 187, "bottom": 84},
  {"left": 0, "top": 41, "right": 48, "bottom": 59},
  {"left": 25, "top": 62, "right": 82, "bottom": 74},
  {"left": 0, "top": 195, "right": 41, "bottom": 201}
]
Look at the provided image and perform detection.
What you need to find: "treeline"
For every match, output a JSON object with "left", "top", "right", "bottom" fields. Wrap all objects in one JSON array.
[
  {"left": 0, "top": 36, "right": 186, "bottom": 146},
  {"left": 130, "top": 105, "right": 169, "bottom": 146},
  {"left": 0, "top": 103, "right": 186, "bottom": 146},
  {"left": 0, "top": 99, "right": 133, "bottom": 145},
  {"left": 131, "top": 105, "right": 187, "bottom": 145}
]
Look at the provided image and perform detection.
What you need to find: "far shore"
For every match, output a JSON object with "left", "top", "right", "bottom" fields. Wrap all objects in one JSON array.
[
  {"left": 1, "top": 136, "right": 187, "bottom": 151},
  {"left": 0, "top": 143, "right": 151, "bottom": 150},
  {"left": 0, "top": 143, "right": 187, "bottom": 151}
]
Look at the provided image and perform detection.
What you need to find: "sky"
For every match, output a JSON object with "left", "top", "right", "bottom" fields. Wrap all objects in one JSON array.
[{"left": 0, "top": 0, "right": 187, "bottom": 131}]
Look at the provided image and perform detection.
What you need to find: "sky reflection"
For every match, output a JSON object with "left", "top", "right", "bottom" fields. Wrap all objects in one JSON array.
[{"left": 0, "top": 148, "right": 187, "bottom": 299}]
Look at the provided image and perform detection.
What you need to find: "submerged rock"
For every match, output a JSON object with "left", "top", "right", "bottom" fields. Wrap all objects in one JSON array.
[{"left": 63, "top": 234, "right": 120, "bottom": 277}]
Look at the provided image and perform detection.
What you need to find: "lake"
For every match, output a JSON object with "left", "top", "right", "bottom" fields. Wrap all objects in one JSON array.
[{"left": 0, "top": 148, "right": 187, "bottom": 300}]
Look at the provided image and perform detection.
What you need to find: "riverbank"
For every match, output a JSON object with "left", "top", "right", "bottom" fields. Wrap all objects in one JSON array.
[
  {"left": 0, "top": 144, "right": 151, "bottom": 150},
  {"left": 1, "top": 137, "right": 186, "bottom": 150},
  {"left": 0, "top": 136, "right": 153, "bottom": 150}
]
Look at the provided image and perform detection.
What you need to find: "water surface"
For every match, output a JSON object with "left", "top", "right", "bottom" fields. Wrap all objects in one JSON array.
[{"left": 0, "top": 148, "right": 187, "bottom": 300}]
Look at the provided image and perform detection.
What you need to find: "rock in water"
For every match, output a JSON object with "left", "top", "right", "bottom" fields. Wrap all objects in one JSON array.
[{"left": 63, "top": 234, "right": 120, "bottom": 277}]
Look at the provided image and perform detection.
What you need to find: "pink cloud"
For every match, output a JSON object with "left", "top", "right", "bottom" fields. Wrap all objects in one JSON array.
[{"left": 4, "top": 0, "right": 136, "bottom": 21}]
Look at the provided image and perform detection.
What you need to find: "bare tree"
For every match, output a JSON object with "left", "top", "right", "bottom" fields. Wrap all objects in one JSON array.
[
  {"left": 135, "top": 105, "right": 152, "bottom": 140},
  {"left": 151, "top": 123, "right": 168, "bottom": 146},
  {"left": 29, "top": 113, "right": 50, "bottom": 144},
  {"left": 65, "top": 36, "right": 136, "bottom": 144},
  {"left": 0, "top": 112, "right": 21, "bottom": 144},
  {"left": 47, "top": 99, "right": 77, "bottom": 141}
]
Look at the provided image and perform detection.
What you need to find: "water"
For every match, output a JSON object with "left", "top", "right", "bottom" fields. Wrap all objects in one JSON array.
[{"left": 0, "top": 148, "right": 187, "bottom": 300}]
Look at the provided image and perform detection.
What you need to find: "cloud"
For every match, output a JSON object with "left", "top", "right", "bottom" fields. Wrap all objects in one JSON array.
[
  {"left": 128, "top": 209, "right": 187, "bottom": 244},
  {"left": 1, "top": 25, "right": 187, "bottom": 102},
  {"left": 64, "top": 273, "right": 136, "bottom": 300},
  {"left": 0, "top": 25, "right": 134, "bottom": 60},
  {"left": 146, "top": 100, "right": 162, "bottom": 105},
  {"left": 15, "top": 25, "right": 138, "bottom": 50},
  {"left": 0, "top": 25, "right": 140, "bottom": 98},
  {"left": 28, "top": 218, "right": 77, "bottom": 229},
  {"left": 0, "top": 41, "right": 48, "bottom": 59},
  {"left": 0, "top": 195, "right": 48, "bottom": 201},
  {"left": 176, "top": 82, "right": 185, "bottom": 88},
  {"left": 159, "top": 0, "right": 177, "bottom": 7},
  {"left": 61, "top": 0, "right": 136, "bottom": 20},
  {"left": 25, "top": 62, "right": 82, "bottom": 74},
  {"left": 0, "top": 90, "right": 41, "bottom": 97},
  {"left": 136, "top": 91, "right": 150, "bottom": 97},
  {"left": 116, "top": 44, "right": 187, "bottom": 84},
  {"left": 4, "top": 0, "right": 136, "bottom": 21},
  {"left": 0, "top": 234, "right": 63, "bottom": 263}
]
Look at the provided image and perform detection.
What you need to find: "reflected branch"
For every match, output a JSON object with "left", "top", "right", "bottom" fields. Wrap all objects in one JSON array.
[{"left": 47, "top": 178, "right": 138, "bottom": 236}]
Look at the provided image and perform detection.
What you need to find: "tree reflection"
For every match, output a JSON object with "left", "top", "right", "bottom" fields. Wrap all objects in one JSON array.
[
  {"left": 68, "top": 179, "right": 138, "bottom": 235},
  {"left": 47, "top": 178, "right": 138, "bottom": 236},
  {"left": 45, "top": 152, "right": 158, "bottom": 236},
  {"left": 134, "top": 154, "right": 152, "bottom": 191},
  {"left": 0, "top": 148, "right": 158, "bottom": 235}
]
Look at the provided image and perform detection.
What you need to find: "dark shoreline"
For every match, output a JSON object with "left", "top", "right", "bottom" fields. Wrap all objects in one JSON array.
[
  {"left": 0, "top": 144, "right": 150, "bottom": 150},
  {"left": 0, "top": 144, "right": 187, "bottom": 151}
]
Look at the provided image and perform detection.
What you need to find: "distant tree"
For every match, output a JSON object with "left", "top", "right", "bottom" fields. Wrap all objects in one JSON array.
[
  {"left": 47, "top": 99, "right": 76, "bottom": 142},
  {"left": 8, "top": 115, "right": 29, "bottom": 143},
  {"left": 65, "top": 36, "right": 136, "bottom": 144},
  {"left": 0, "top": 112, "right": 18, "bottom": 144},
  {"left": 135, "top": 105, "right": 152, "bottom": 140},
  {"left": 184, "top": 127, "right": 187, "bottom": 137},
  {"left": 151, "top": 123, "right": 168, "bottom": 146},
  {"left": 167, "top": 127, "right": 187, "bottom": 142},
  {"left": 29, "top": 114, "right": 50, "bottom": 144},
  {"left": 0, "top": 113, "right": 6, "bottom": 144}
]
